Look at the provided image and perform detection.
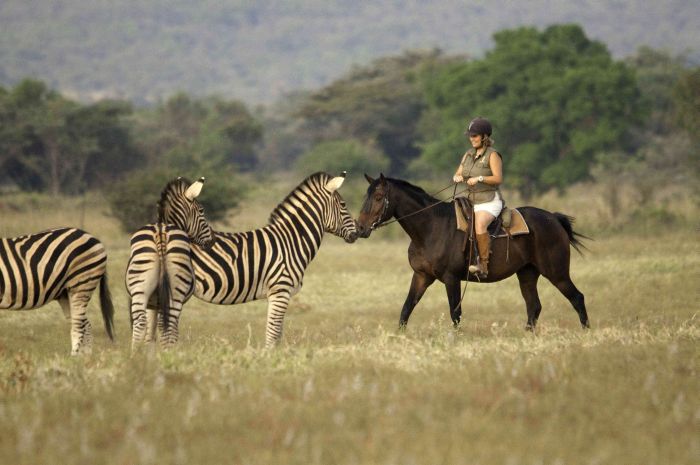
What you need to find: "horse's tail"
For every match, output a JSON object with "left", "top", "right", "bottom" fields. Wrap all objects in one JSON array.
[{"left": 553, "top": 212, "right": 590, "bottom": 255}]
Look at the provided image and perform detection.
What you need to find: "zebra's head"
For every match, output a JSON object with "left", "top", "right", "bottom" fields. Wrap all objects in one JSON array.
[
  {"left": 158, "top": 177, "right": 215, "bottom": 249},
  {"left": 321, "top": 172, "right": 358, "bottom": 244}
]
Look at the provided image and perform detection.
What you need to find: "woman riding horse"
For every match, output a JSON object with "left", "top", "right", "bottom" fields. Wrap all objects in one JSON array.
[
  {"left": 355, "top": 174, "right": 590, "bottom": 331},
  {"left": 452, "top": 117, "right": 503, "bottom": 277}
]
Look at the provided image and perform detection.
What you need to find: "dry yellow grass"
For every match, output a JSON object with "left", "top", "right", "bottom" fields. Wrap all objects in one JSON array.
[{"left": 0, "top": 182, "right": 698, "bottom": 464}]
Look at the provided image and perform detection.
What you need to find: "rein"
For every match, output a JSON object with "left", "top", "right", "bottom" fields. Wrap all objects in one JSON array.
[
  {"left": 371, "top": 183, "right": 467, "bottom": 230},
  {"left": 368, "top": 180, "right": 476, "bottom": 315}
]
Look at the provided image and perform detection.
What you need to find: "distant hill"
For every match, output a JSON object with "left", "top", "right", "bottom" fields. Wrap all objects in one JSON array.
[{"left": 0, "top": 0, "right": 697, "bottom": 104}]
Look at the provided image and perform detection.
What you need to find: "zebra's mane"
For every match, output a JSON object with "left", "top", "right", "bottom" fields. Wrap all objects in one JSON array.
[
  {"left": 268, "top": 172, "right": 332, "bottom": 225},
  {"left": 158, "top": 177, "right": 191, "bottom": 221}
]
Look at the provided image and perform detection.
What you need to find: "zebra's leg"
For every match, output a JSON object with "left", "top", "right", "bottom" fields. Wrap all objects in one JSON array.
[
  {"left": 146, "top": 308, "right": 159, "bottom": 344},
  {"left": 265, "top": 288, "right": 292, "bottom": 349},
  {"left": 68, "top": 289, "right": 94, "bottom": 355},
  {"left": 128, "top": 271, "right": 159, "bottom": 351},
  {"left": 58, "top": 293, "right": 71, "bottom": 319},
  {"left": 160, "top": 302, "right": 183, "bottom": 348}
]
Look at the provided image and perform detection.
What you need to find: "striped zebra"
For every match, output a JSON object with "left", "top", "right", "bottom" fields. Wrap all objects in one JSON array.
[
  {"left": 0, "top": 227, "right": 114, "bottom": 355},
  {"left": 191, "top": 171, "right": 358, "bottom": 348},
  {"left": 126, "top": 177, "right": 214, "bottom": 349}
]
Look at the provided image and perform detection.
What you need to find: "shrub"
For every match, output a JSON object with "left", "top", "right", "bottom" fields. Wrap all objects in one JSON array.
[
  {"left": 106, "top": 168, "right": 243, "bottom": 232},
  {"left": 294, "top": 139, "right": 390, "bottom": 177}
]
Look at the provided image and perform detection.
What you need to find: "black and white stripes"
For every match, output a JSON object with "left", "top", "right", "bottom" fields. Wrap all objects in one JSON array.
[
  {"left": 0, "top": 227, "right": 114, "bottom": 354},
  {"left": 192, "top": 172, "right": 357, "bottom": 347},
  {"left": 126, "top": 177, "right": 213, "bottom": 349}
]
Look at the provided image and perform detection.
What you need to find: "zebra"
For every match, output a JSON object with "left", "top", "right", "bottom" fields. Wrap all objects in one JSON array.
[
  {"left": 0, "top": 227, "right": 115, "bottom": 354},
  {"left": 125, "top": 177, "right": 214, "bottom": 349},
  {"left": 191, "top": 171, "right": 358, "bottom": 348}
]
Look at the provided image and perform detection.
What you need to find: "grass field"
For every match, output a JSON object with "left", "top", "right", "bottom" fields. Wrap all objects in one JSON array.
[{"left": 0, "top": 183, "right": 698, "bottom": 464}]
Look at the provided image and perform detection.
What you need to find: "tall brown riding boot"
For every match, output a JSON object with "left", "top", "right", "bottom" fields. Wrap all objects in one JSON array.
[{"left": 468, "top": 233, "right": 491, "bottom": 277}]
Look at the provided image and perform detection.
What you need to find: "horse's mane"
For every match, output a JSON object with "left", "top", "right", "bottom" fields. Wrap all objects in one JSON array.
[
  {"left": 385, "top": 177, "right": 440, "bottom": 204},
  {"left": 268, "top": 172, "right": 331, "bottom": 225}
]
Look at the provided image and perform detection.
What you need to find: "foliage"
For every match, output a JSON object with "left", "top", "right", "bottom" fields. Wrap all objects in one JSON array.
[
  {"left": 296, "top": 50, "right": 452, "bottom": 173},
  {"left": 625, "top": 47, "right": 688, "bottom": 136},
  {"left": 134, "top": 93, "right": 263, "bottom": 173},
  {"left": 0, "top": 79, "right": 141, "bottom": 194},
  {"left": 418, "top": 24, "right": 645, "bottom": 198},
  {"left": 294, "top": 139, "right": 390, "bottom": 176},
  {"left": 106, "top": 167, "right": 243, "bottom": 232},
  {"left": 673, "top": 67, "right": 700, "bottom": 141}
]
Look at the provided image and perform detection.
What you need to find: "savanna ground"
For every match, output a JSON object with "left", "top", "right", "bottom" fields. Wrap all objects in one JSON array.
[{"left": 0, "top": 177, "right": 698, "bottom": 465}]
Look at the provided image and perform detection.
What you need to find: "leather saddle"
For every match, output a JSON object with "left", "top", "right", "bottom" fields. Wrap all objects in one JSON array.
[{"left": 454, "top": 197, "right": 529, "bottom": 239}]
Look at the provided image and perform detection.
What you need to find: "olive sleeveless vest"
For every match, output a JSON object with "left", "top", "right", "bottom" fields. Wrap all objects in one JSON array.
[{"left": 460, "top": 146, "right": 502, "bottom": 204}]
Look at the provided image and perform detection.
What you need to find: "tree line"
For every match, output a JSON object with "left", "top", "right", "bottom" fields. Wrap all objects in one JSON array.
[{"left": 1, "top": 24, "right": 697, "bottom": 230}]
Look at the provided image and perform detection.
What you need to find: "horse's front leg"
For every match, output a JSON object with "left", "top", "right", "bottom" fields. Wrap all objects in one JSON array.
[
  {"left": 444, "top": 276, "right": 463, "bottom": 327},
  {"left": 399, "top": 272, "right": 435, "bottom": 329}
]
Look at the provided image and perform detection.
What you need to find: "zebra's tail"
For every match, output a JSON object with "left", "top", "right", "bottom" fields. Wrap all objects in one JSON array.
[
  {"left": 99, "top": 272, "right": 116, "bottom": 341},
  {"left": 157, "top": 222, "right": 171, "bottom": 331}
]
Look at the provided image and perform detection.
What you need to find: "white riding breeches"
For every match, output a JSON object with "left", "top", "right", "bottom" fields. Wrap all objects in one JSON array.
[{"left": 473, "top": 191, "right": 503, "bottom": 218}]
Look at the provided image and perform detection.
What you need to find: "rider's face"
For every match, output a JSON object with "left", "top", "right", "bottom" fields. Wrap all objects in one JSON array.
[{"left": 469, "top": 134, "right": 484, "bottom": 148}]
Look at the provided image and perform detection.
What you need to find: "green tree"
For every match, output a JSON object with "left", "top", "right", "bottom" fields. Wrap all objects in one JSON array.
[
  {"left": 418, "top": 24, "right": 644, "bottom": 198},
  {"left": 625, "top": 47, "right": 687, "bottom": 136},
  {"left": 297, "top": 50, "right": 453, "bottom": 174},
  {"left": 135, "top": 93, "right": 263, "bottom": 173},
  {"left": 673, "top": 67, "right": 700, "bottom": 141},
  {"left": 0, "top": 79, "right": 141, "bottom": 194},
  {"left": 294, "top": 139, "right": 390, "bottom": 176},
  {"left": 106, "top": 168, "right": 243, "bottom": 232}
]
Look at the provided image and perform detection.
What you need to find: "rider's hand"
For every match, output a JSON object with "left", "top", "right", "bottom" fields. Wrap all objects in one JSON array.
[
  {"left": 466, "top": 177, "right": 478, "bottom": 186},
  {"left": 453, "top": 174, "right": 464, "bottom": 183}
]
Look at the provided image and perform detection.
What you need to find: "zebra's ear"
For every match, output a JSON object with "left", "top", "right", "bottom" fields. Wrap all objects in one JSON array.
[
  {"left": 324, "top": 175, "right": 345, "bottom": 193},
  {"left": 185, "top": 177, "right": 205, "bottom": 200}
]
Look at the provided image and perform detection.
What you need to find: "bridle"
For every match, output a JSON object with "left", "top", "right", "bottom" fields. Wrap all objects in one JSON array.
[
  {"left": 366, "top": 180, "right": 476, "bottom": 315},
  {"left": 370, "top": 182, "right": 467, "bottom": 231}
]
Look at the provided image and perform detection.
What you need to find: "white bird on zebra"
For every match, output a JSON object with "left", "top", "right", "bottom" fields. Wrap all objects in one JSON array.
[
  {"left": 190, "top": 171, "right": 358, "bottom": 348},
  {"left": 0, "top": 227, "right": 114, "bottom": 354},
  {"left": 125, "top": 177, "right": 214, "bottom": 350}
]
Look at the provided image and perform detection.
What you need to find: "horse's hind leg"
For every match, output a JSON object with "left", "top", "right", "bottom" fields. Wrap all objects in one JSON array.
[
  {"left": 399, "top": 272, "right": 435, "bottom": 328},
  {"left": 551, "top": 278, "right": 590, "bottom": 329},
  {"left": 517, "top": 265, "right": 542, "bottom": 331}
]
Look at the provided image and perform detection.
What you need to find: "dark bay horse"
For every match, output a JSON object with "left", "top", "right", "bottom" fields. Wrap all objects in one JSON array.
[{"left": 355, "top": 174, "right": 590, "bottom": 330}]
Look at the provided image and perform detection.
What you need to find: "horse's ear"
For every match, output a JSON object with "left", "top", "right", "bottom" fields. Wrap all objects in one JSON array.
[
  {"left": 364, "top": 173, "right": 374, "bottom": 184},
  {"left": 379, "top": 173, "right": 387, "bottom": 185}
]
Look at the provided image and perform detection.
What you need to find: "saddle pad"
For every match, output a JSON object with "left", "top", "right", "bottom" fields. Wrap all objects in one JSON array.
[
  {"left": 490, "top": 208, "right": 529, "bottom": 238},
  {"left": 454, "top": 200, "right": 530, "bottom": 238}
]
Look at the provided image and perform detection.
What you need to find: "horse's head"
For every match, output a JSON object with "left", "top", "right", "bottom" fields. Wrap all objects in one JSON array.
[
  {"left": 356, "top": 173, "right": 393, "bottom": 238},
  {"left": 322, "top": 172, "right": 358, "bottom": 244},
  {"left": 158, "top": 177, "right": 215, "bottom": 249}
]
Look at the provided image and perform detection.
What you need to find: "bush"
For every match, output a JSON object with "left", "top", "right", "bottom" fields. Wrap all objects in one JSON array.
[
  {"left": 106, "top": 168, "right": 243, "bottom": 232},
  {"left": 294, "top": 139, "right": 390, "bottom": 177}
]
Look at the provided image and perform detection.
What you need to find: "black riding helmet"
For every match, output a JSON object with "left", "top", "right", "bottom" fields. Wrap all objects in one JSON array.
[{"left": 465, "top": 117, "right": 492, "bottom": 136}]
